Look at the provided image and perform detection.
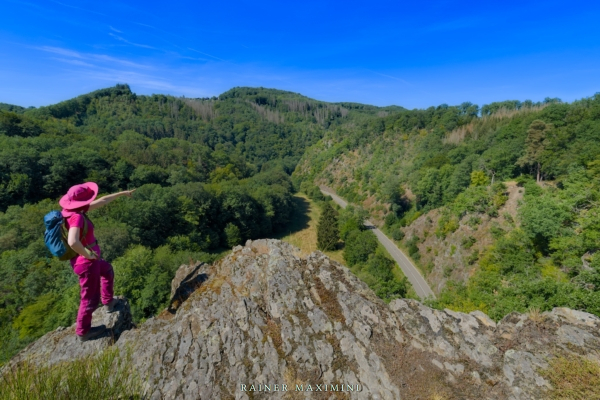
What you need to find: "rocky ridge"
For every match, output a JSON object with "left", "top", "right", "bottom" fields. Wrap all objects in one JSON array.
[{"left": 6, "top": 239, "right": 600, "bottom": 399}]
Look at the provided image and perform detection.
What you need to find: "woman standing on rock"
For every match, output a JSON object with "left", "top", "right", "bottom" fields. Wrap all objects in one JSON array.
[{"left": 60, "top": 182, "right": 135, "bottom": 342}]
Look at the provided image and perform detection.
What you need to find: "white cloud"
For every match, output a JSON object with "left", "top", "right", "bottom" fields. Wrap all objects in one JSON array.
[
  {"left": 36, "top": 46, "right": 152, "bottom": 69},
  {"left": 109, "top": 33, "right": 156, "bottom": 50}
]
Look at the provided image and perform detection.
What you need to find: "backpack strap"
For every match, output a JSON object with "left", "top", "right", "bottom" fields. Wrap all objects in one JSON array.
[{"left": 80, "top": 212, "right": 89, "bottom": 240}]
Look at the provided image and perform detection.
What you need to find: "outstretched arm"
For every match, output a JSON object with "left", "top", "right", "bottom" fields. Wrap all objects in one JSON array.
[{"left": 88, "top": 189, "right": 136, "bottom": 211}]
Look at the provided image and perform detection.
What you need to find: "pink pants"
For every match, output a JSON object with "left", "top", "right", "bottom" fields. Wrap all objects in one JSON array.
[{"left": 71, "top": 246, "right": 114, "bottom": 336}]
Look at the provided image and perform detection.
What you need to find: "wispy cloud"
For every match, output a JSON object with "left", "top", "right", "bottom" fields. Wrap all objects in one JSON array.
[
  {"left": 179, "top": 55, "right": 211, "bottom": 62},
  {"left": 93, "top": 54, "right": 151, "bottom": 69},
  {"left": 109, "top": 26, "right": 122, "bottom": 33},
  {"left": 50, "top": 57, "right": 96, "bottom": 68},
  {"left": 109, "top": 33, "right": 156, "bottom": 50},
  {"left": 132, "top": 22, "right": 156, "bottom": 29},
  {"left": 39, "top": 46, "right": 84, "bottom": 59},
  {"left": 48, "top": 0, "right": 109, "bottom": 17},
  {"left": 36, "top": 46, "right": 152, "bottom": 69},
  {"left": 366, "top": 69, "right": 412, "bottom": 86},
  {"left": 188, "top": 47, "right": 227, "bottom": 62}
]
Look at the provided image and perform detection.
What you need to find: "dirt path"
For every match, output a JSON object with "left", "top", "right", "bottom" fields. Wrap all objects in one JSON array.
[{"left": 320, "top": 186, "right": 436, "bottom": 300}]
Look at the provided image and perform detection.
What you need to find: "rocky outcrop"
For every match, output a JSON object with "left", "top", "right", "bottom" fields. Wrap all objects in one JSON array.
[
  {"left": 5, "top": 296, "right": 132, "bottom": 368},
  {"left": 169, "top": 260, "right": 208, "bottom": 311},
  {"left": 7, "top": 239, "right": 600, "bottom": 399}
]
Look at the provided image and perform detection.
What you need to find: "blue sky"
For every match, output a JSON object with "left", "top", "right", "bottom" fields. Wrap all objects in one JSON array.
[{"left": 1, "top": 0, "right": 599, "bottom": 108}]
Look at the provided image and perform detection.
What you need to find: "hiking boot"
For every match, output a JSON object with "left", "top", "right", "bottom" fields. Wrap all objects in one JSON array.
[
  {"left": 78, "top": 325, "right": 106, "bottom": 342},
  {"left": 104, "top": 298, "right": 119, "bottom": 313}
]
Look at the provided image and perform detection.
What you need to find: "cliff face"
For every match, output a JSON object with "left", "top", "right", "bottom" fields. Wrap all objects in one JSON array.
[{"left": 7, "top": 240, "right": 600, "bottom": 399}]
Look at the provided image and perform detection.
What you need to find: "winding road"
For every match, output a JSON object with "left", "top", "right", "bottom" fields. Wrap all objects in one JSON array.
[{"left": 320, "top": 186, "right": 436, "bottom": 300}]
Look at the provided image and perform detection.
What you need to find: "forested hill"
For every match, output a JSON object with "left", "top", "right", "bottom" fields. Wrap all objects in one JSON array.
[
  {"left": 0, "top": 84, "right": 399, "bottom": 363},
  {"left": 295, "top": 93, "right": 600, "bottom": 321}
]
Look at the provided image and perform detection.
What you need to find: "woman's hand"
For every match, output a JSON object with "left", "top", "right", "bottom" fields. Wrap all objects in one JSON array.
[
  {"left": 122, "top": 189, "right": 136, "bottom": 198},
  {"left": 89, "top": 189, "right": 136, "bottom": 211},
  {"left": 84, "top": 248, "right": 98, "bottom": 260}
]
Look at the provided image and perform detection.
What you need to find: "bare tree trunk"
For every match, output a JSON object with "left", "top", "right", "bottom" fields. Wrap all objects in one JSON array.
[{"left": 536, "top": 162, "right": 541, "bottom": 183}]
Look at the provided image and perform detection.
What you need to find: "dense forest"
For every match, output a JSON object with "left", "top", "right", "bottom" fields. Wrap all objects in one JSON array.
[{"left": 2, "top": 84, "right": 600, "bottom": 365}]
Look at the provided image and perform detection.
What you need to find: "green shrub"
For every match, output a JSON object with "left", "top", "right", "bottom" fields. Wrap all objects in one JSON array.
[
  {"left": 300, "top": 181, "right": 325, "bottom": 201},
  {"left": 425, "top": 261, "right": 435, "bottom": 273},
  {"left": 391, "top": 227, "right": 405, "bottom": 241},
  {"left": 450, "top": 245, "right": 457, "bottom": 256},
  {"left": 406, "top": 235, "right": 421, "bottom": 260},
  {"left": 344, "top": 230, "right": 378, "bottom": 266},
  {"left": 466, "top": 250, "right": 479, "bottom": 265},
  {"left": 443, "top": 264, "right": 454, "bottom": 278},
  {"left": 461, "top": 236, "right": 477, "bottom": 249},
  {"left": 224, "top": 223, "right": 242, "bottom": 247},
  {"left": 466, "top": 215, "right": 482, "bottom": 228},
  {"left": 436, "top": 211, "right": 459, "bottom": 238}
]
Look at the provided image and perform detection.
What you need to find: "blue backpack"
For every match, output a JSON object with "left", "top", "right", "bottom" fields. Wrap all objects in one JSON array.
[{"left": 44, "top": 211, "right": 89, "bottom": 261}]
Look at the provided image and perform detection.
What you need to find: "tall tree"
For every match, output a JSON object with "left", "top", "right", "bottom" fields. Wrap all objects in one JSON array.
[
  {"left": 317, "top": 203, "right": 339, "bottom": 251},
  {"left": 518, "top": 120, "right": 549, "bottom": 183}
]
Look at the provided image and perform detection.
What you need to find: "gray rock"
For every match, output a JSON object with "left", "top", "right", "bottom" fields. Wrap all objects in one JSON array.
[
  {"left": 8, "top": 240, "right": 600, "bottom": 399},
  {"left": 4, "top": 297, "right": 132, "bottom": 369}
]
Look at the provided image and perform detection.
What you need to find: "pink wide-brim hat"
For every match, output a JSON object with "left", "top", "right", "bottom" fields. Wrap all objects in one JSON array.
[{"left": 59, "top": 182, "right": 99, "bottom": 210}]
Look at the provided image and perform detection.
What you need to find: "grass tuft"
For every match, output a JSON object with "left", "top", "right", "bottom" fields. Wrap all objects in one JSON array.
[
  {"left": 528, "top": 306, "right": 543, "bottom": 323},
  {"left": 0, "top": 346, "right": 144, "bottom": 400}
]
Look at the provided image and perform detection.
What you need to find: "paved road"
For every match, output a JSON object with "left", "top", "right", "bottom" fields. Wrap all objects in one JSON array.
[{"left": 320, "top": 186, "right": 436, "bottom": 300}]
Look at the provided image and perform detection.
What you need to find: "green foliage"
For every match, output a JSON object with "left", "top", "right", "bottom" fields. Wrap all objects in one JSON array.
[
  {"left": 519, "top": 190, "right": 570, "bottom": 253},
  {"left": 224, "top": 223, "right": 242, "bottom": 247},
  {"left": 317, "top": 203, "right": 339, "bottom": 251},
  {"left": 433, "top": 222, "right": 600, "bottom": 320},
  {"left": 12, "top": 293, "right": 59, "bottom": 339},
  {"left": 113, "top": 245, "right": 218, "bottom": 321},
  {"left": 390, "top": 227, "right": 405, "bottom": 241},
  {"left": 343, "top": 230, "right": 378, "bottom": 266},
  {"left": 299, "top": 181, "right": 325, "bottom": 202},
  {"left": 517, "top": 120, "right": 550, "bottom": 182},
  {"left": 343, "top": 231, "right": 408, "bottom": 302},
  {"left": 461, "top": 236, "right": 477, "bottom": 249},
  {"left": 405, "top": 235, "right": 421, "bottom": 261},
  {"left": 436, "top": 211, "right": 459, "bottom": 239},
  {"left": 470, "top": 170, "right": 489, "bottom": 187},
  {"left": 338, "top": 205, "right": 368, "bottom": 240},
  {"left": 449, "top": 183, "right": 507, "bottom": 219}
]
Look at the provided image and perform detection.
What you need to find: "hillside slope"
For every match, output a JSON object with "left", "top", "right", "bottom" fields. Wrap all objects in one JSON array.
[
  {"left": 7, "top": 240, "right": 600, "bottom": 399},
  {"left": 295, "top": 94, "right": 600, "bottom": 320}
]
